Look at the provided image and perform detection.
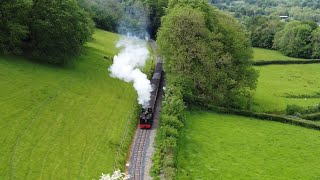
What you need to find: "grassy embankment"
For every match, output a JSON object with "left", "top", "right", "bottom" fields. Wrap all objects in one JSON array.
[
  {"left": 0, "top": 29, "right": 153, "bottom": 179},
  {"left": 176, "top": 111, "right": 320, "bottom": 179},
  {"left": 252, "top": 48, "right": 308, "bottom": 61}
]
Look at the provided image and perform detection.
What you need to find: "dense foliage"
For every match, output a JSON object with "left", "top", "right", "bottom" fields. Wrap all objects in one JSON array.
[
  {"left": 157, "top": 0, "right": 258, "bottom": 109},
  {"left": 78, "top": 0, "right": 123, "bottom": 32},
  {"left": 151, "top": 80, "right": 185, "bottom": 180},
  {"left": 244, "top": 16, "right": 285, "bottom": 49},
  {"left": 79, "top": 0, "right": 168, "bottom": 38},
  {"left": 273, "top": 21, "right": 319, "bottom": 58},
  {"left": 0, "top": 0, "right": 94, "bottom": 64},
  {"left": 0, "top": 0, "right": 30, "bottom": 55}
]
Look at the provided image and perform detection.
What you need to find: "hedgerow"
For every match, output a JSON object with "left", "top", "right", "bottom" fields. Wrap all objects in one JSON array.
[
  {"left": 151, "top": 83, "right": 185, "bottom": 180},
  {"left": 253, "top": 59, "right": 320, "bottom": 66},
  {"left": 205, "top": 104, "right": 320, "bottom": 130}
]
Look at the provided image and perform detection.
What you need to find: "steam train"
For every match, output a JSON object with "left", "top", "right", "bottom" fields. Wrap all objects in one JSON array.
[{"left": 139, "top": 62, "right": 163, "bottom": 129}]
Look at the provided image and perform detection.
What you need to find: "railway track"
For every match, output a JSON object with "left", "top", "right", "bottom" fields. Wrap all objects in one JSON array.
[
  {"left": 130, "top": 129, "right": 149, "bottom": 180},
  {"left": 127, "top": 40, "right": 163, "bottom": 180}
]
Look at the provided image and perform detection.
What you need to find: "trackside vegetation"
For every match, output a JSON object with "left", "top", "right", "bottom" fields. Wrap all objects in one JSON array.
[
  {"left": 176, "top": 111, "right": 320, "bottom": 179},
  {"left": 0, "top": 29, "right": 145, "bottom": 179},
  {"left": 151, "top": 78, "right": 185, "bottom": 179}
]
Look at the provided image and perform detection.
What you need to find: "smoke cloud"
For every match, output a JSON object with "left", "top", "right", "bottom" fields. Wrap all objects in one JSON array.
[{"left": 109, "top": 37, "right": 152, "bottom": 107}]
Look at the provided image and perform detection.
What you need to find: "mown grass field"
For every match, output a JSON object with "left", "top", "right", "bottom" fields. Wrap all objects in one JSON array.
[
  {"left": 252, "top": 64, "right": 320, "bottom": 113},
  {"left": 0, "top": 29, "right": 149, "bottom": 179},
  {"left": 252, "top": 48, "right": 308, "bottom": 61},
  {"left": 176, "top": 111, "right": 320, "bottom": 179}
]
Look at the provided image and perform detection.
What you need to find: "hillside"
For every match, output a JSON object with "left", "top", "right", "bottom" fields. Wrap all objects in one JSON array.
[
  {"left": 0, "top": 29, "right": 142, "bottom": 179},
  {"left": 176, "top": 111, "right": 320, "bottom": 179}
]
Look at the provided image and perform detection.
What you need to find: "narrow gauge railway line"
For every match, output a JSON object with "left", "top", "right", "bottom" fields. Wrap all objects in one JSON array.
[
  {"left": 130, "top": 129, "right": 149, "bottom": 180},
  {"left": 127, "top": 40, "right": 163, "bottom": 180}
]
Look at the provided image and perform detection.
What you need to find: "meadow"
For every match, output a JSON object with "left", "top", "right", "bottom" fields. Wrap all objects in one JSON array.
[
  {"left": 252, "top": 48, "right": 308, "bottom": 61},
  {"left": 0, "top": 29, "right": 151, "bottom": 179},
  {"left": 252, "top": 64, "right": 320, "bottom": 113},
  {"left": 176, "top": 111, "right": 320, "bottom": 179}
]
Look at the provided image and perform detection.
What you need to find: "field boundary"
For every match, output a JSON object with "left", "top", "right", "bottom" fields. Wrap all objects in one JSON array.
[
  {"left": 205, "top": 105, "right": 320, "bottom": 131},
  {"left": 253, "top": 59, "right": 320, "bottom": 66},
  {"left": 113, "top": 104, "right": 139, "bottom": 170}
]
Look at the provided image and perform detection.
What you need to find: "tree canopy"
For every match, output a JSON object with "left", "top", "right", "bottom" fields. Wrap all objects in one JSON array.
[
  {"left": 158, "top": 0, "right": 258, "bottom": 109},
  {"left": 273, "top": 21, "right": 318, "bottom": 58},
  {"left": 0, "top": 0, "right": 94, "bottom": 64}
]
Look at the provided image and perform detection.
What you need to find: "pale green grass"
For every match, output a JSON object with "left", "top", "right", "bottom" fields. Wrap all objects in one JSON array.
[
  {"left": 252, "top": 48, "right": 308, "bottom": 61},
  {"left": 176, "top": 111, "right": 320, "bottom": 179},
  {"left": 0, "top": 29, "right": 150, "bottom": 179},
  {"left": 253, "top": 64, "right": 320, "bottom": 113}
]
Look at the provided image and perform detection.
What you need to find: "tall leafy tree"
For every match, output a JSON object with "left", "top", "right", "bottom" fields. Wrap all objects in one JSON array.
[
  {"left": 29, "top": 0, "right": 94, "bottom": 63},
  {"left": 0, "top": 0, "right": 31, "bottom": 54},
  {"left": 244, "top": 16, "right": 284, "bottom": 49},
  {"left": 273, "top": 21, "right": 316, "bottom": 58},
  {"left": 139, "top": 0, "right": 169, "bottom": 38},
  {"left": 311, "top": 28, "right": 320, "bottom": 59},
  {"left": 78, "top": 0, "right": 123, "bottom": 32},
  {"left": 158, "top": 0, "right": 258, "bottom": 109}
]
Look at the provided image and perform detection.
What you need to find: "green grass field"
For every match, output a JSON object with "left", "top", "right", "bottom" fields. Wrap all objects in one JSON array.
[
  {"left": 252, "top": 48, "right": 308, "bottom": 61},
  {"left": 0, "top": 29, "right": 149, "bottom": 179},
  {"left": 252, "top": 64, "right": 320, "bottom": 113},
  {"left": 176, "top": 111, "right": 320, "bottom": 179}
]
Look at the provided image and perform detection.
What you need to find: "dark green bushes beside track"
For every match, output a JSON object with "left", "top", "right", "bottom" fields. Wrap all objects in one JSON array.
[{"left": 151, "top": 84, "right": 185, "bottom": 180}]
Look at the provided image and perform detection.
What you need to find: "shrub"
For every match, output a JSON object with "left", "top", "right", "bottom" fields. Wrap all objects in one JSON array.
[
  {"left": 286, "top": 104, "right": 304, "bottom": 115},
  {"left": 162, "top": 126, "right": 179, "bottom": 138},
  {"left": 161, "top": 115, "right": 183, "bottom": 129},
  {"left": 163, "top": 154, "right": 175, "bottom": 168},
  {"left": 163, "top": 167, "right": 176, "bottom": 180}
]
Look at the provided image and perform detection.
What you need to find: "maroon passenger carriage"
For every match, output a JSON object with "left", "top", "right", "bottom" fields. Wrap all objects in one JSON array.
[{"left": 139, "top": 63, "right": 163, "bottom": 129}]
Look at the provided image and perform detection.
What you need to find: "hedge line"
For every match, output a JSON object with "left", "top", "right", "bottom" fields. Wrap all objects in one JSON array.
[
  {"left": 253, "top": 59, "right": 320, "bottom": 66},
  {"left": 301, "top": 112, "right": 320, "bottom": 121},
  {"left": 205, "top": 105, "right": 320, "bottom": 130},
  {"left": 151, "top": 83, "right": 185, "bottom": 180}
]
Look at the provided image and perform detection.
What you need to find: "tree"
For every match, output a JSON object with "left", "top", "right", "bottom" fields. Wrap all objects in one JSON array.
[
  {"left": 273, "top": 21, "right": 316, "bottom": 58},
  {"left": 311, "top": 28, "right": 320, "bottom": 59},
  {"left": 29, "top": 0, "right": 94, "bottom": 64},
  {"left": 139, "top": 0, "right": 169, "bottom": 38},
  {"left": 244, "top": 16, "right": 284, "bottom": 49},
  {"left": 78, "top": 0, "right": 123, "bottom": 32},
  {"left": 157, "top": 0, "right": 258, "bottom": 109},
  {"left": 0, "top": 0, "right": 31, "bottom": 54}
]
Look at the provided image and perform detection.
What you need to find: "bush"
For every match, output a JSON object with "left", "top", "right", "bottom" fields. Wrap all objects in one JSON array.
[
  {"left": 162, "top": 126, "right": 179, "bottom": 138},
  {"left": 286, "top": 104, "right": 304, "bottom": 115},
  {"left": 161, "top": 115, "right": 183, "bottom": 129},
  {"left": 151, "top": 83, "right": 185, "bottom": 179},
  {"left": 163, "top": 167, "right": 176, "bottom": 180},
  {"left": 163, "top": 154, "right": 175, "bottom": 168}
]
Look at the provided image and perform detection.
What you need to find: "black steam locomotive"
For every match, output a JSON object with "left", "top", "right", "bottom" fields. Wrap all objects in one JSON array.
[{"left": 139, "top": 63, "right": 163, "bottom": 129}]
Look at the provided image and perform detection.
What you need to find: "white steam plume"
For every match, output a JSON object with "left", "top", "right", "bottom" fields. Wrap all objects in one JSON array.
[{"left": 109, "top": 37, "right": 152, "bottom": 107}]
